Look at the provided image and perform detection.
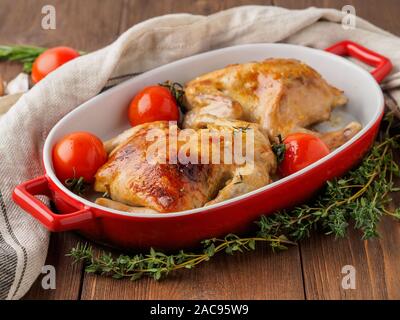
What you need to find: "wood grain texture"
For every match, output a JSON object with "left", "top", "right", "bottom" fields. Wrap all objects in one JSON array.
[
  {"left": 23, "top": 233, "right": 84, "bottom": 300},
  {"left": 0, "top": 0, "right": 124, "bottom": 51},
  {"left": 2, "top": 0, "right": 399, "bottom": 300},
  {"left": 81, "top": 0, "right": 304, "bottom": 301},
  {"left": 273, "top": 0, "right": 400, "bottom": 36},
  {"left": 299, "top": 219, "right": 399, "bottom": 300},
  {"left": 80, "top": 245, "right": 304, "bottom": 300},
  {"left": 300, "top": 175, "right": 400, "bottom": 300},
  {"left": 2, "top": 0, "right": 125, "bottom": 299},
  {"left": 275, "top": 0, "right": 400, "bottom": 300},
  {"left": 119, "top": 0, "right": 272, "bottom": 30}
]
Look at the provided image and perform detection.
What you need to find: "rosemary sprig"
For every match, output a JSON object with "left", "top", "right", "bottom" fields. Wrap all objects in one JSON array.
[
  {"left": 272, "top": 134, "right": 286, "bottom": 164},
  {"left": 0, "top": 45, "right": 85, "bottom": 73},
  {"left": 0, "top": 45, "right": 46, "bottom": 73},
  {"left": 69, "top": 114, "right": 400, "bottom": 281},
  {"left": 160, "top": 80, "right": 186, "bottom": 112}
]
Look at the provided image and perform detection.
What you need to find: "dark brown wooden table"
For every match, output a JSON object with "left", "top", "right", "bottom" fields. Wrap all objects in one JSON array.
[{"left": 1, "top": 0, "right": 399, "bottom": 300}]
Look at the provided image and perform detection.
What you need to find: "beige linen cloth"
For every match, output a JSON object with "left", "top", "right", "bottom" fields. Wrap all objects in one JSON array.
[{"left": 1, "top": 6, "right": 400, "bottom": 300}]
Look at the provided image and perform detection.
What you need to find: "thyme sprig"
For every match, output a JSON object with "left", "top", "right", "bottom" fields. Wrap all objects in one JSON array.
[
  {"left": 69, "top": 114, "right": 400, "bottom": 281},
  {"left": 0, "top": 45, "right": 46, "bottom": 72},
  {"left": 262, "top": 115, "right": 400, "bottom": 240},
  {"left": 65, "top": 177, "right": 88, "bottom": 196},
  {"left": 69, "top": 234, "right": 294, "bottom": 280}
]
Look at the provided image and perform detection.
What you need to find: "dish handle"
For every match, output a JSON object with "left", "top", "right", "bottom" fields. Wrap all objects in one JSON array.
[
  {"left": 13, "top": 175, "right": 94, "bottom": 232},
  {"left": 325, "top": 40, "right": 392, "bottom": 83}
]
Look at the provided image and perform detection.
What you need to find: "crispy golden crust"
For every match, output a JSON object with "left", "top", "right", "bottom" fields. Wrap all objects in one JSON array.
[
  {"left": 95, "top": 119, "right": 276, "bottom": 213},
  {"left": 184, "top": 58, "right": 348, "bottom": 138},
  {"left": 94, "top": 58, "right": 359, "bottom": 214},
  {"left": 95, "top": 122, "right": 213, "bottom": 212}
]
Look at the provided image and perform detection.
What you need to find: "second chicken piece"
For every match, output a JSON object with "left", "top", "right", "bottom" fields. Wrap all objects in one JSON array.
[
  {"left": 183, "top": 58, "right": 360, "bottom": 148},
  {"left": 95, "top": 120, "right": 276, "bottom": 213}
]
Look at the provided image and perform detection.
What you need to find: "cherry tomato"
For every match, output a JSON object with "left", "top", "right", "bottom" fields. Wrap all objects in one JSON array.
[
  {"left": 128, "top": 85, "right": 180, "bottom": 126},
  {"left": 52, "top": 132, "right": 107, "bottom": 183},
  {"left": 32, "top": 46, "right": 80, "bottom": 83},
  {"left": 279, "top": 133, "right": 330, "bottom": 177}
]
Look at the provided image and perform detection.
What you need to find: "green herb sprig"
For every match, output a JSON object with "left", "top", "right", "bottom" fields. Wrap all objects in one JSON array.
[
  {"left": 69, "top": 114, "right": 400, "bottom": 281},
  {"left": 0, "top": 45, "right": 85, "bottom": 73},
  {"left": 160, "top": 81, "right": 186, "bottom": 112},
  {"left": 65, "top": 177, "right": 88, "bottom": 196},
  {"left": 69, "top": 234, "right": 293, "bottom": 281},
  {"left": 272, "top": 134, "right": 286, "bottom": 164},
  {"left": 0, "top": 45, "right": 46, "bottom": 73}
]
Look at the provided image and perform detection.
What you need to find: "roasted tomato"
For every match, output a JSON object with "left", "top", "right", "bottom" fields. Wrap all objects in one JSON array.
[
  {"left": 279, "top": 133, "right": 330, "bottom": 177},
  {"left": 32, "top": 46, "right": 80, "bottom": 83},
  {"left": 128, "top": 85, "right": 180, "bottom": 126},
  {"left": 52, "top": 132, "right": 107, "bottom": 183}
]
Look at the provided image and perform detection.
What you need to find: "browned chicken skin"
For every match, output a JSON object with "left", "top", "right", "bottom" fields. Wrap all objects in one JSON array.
[
  {"left": 96, "top": 122, "right": 214, "bottom": 212},
  {"left": 95, "top": 58, "right": 362, "bottom": 213},
  {"left": 183, "top": 58, "right": 358, "bottom": 146},
  {"left": 95, "top": 120, "right": 276, "bottom": 213}
]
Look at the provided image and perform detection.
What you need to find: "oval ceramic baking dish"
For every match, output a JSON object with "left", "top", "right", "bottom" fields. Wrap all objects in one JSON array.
[{"left": 13, "top": 41, "right": 392, "bottom": 250}]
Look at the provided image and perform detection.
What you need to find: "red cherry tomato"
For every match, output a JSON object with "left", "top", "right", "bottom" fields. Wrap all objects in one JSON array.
[
  {"left": 52, "top": 132, "right": 107, "bottom": 183},
  {"left": 279, "top": 133, "right": 330, "bottom": 177},
  {"left": 32, "top": 46, "right": 80, "bottom": 83},
  {"left": 128, "top": 85, "right": 180, "bottom": 126}
]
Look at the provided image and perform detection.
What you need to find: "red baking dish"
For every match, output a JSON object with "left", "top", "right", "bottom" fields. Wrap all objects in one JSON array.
[{"left": 13, "top": 41, "right": 392, "bottom": 250}]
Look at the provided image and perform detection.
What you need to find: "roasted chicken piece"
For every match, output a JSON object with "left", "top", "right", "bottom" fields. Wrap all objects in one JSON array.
[
  {"left": 95, "top": 59, "right": 362, "bottom": 213},
  {"left": 298, "top": 121, "right": 362, "bottom": 150},
  {"left": 200, "top": 116, "right": 277, "bottom": 206},
  {"left": 95, "top": 120, "right": 276, "bottom": 213},
  {"left": 95, "top": 198, "right": 158, "bottom": 214},
  {"left": 183, "top": 58, "right": 360, "bottom": 146}
]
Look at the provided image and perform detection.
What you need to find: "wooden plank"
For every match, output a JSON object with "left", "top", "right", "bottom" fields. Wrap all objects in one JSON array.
[
  {"left": 0, "top": 0, "right": 125, "bottom": 299},
  {"left": 119, "top": 0, "right": 273, "bottom": 31},
  {"left": 0, "top": 62, "right": 23, "bottom": 83},
  {"left": 299, "top": 165, "right": 400, "bottom": 299},
  {"left": 80, "top": 245, "right": 305, "bottom": 300},
  {"left": 274, "top": 0, "right": 400, "bottom": 299},
  {"left": 298, "top": 216, "right": 400, "bottom": 299},
  {"left": 0, "top": 0, "right": 124, "bottom": 51},
  {"left": 273, "top": 0, "right": 400, "bottom": 36},
  {"left": 6, "top": 0, "right": 400, "bottom": 300},
  {"left": 23, "top": 233, "right": 84, "bottom": 300},
  {"left": 80, "top": 0, "right": 305, "bottom": 300}
]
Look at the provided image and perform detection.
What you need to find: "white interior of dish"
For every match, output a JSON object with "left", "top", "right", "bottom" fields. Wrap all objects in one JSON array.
[{"left": 43, "top": 43, "right": 384, "bottom": 218}]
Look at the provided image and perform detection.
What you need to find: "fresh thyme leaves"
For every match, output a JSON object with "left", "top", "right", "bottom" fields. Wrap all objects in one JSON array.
[
  {"left": 68, "top": 235, "right": 295, "bottom": 281},
  {"left": 160, "top": 80, "right": 186, "bottom": 112},
  {"left": 65, "top": 177, "right": 88, "bottom": 195},
  {"left": 69, "top": 114, "right": 400, "bottom": 281},
  {"left": 263, "top": 114, "right": 400, "bottom": 240},
  {"left": 272, "top": 134, "right": 286, "bottom": 164},
  {"left": 0, "top": 45, "right": 46, "bottom": 73}
]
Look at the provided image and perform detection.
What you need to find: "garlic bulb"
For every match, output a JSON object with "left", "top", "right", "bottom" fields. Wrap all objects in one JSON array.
[{"left": 5, "top": 73, "right": 29, "bottom": 95}]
